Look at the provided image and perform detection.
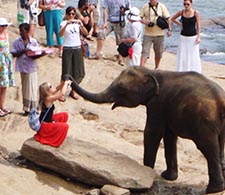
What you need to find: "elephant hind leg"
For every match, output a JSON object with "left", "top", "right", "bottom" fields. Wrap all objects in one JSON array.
[
  {"left": 161, "top": 129, "right": 178, "bottom": 181},
  {"left": 219, "top": 121, "right": 225, "bottom": 181},
  {"left": 196, "top": 139, "right": 224, "bottom": 194}
]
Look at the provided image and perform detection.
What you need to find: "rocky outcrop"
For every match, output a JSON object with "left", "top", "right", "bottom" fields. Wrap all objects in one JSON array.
[
  {"left": 21, "top": 137, "right": 156, "bottom": 190},
  {"left": 210, "top": 17, "right": 225, "bottom": 28},
  {"left": 201, "top": 17, "right": 225, "bottom": 28}
]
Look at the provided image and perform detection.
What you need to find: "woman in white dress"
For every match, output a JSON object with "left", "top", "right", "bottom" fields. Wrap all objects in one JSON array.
[
  {"left": 171, "top": 0, "right": 201, "bottom": 73},
  {"left": 120, "top": 7, "right": 143, "bottom": 66}
]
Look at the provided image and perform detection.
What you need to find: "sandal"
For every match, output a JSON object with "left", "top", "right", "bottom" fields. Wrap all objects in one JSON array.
[
  {"left": 69, "top": 91, "right": 79, "bottom": 100},
  {"left": 0, "top": 109, "right": 7, "bottom": 117},
  {"left": 89, "top": 53, "right": 100, "bottom": 60},
  {"left": 2, "top": 108, "right": 12, "bottom": 114},
  {"left": 118, "top": 59, "right": 125, "bottom": 66}
]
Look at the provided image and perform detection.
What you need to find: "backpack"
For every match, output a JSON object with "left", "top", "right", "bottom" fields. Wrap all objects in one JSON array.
[
  {"left": 28, "top": 106, "right": 52, "bottom": 131},
  {"left": 28, "top": 107, "right": 41, "bottom": 131}
]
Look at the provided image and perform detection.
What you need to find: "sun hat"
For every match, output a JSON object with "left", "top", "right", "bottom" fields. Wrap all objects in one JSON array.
[
  {"left": 127, "top": 7, "right": 141, "bottom": 21},
  {"left": 0, "top": 18, "right": 12, "bottom": 26}
]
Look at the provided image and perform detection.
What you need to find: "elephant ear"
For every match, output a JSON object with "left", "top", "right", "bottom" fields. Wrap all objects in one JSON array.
[{"left": 140, "top": 73, "right": 159, "bottom": 103}]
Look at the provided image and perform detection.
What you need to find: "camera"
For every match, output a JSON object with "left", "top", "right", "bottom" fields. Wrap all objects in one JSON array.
[
  {"left": 72, "top": 20, "right": 78, "bottom": 24},
  {"left": 148, "top": 22, "right": 154, "bottom": 27},
  {"left": 120, "top": 6, "right": 129, "bottom": 14},
  {"left": 20, "top": 0, "right": 30, "bottom": 10}
]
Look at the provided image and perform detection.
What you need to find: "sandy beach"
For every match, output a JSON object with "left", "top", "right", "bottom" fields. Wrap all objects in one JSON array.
[{"left": 0, "top": 1, "right": 225, "bottom": 195}]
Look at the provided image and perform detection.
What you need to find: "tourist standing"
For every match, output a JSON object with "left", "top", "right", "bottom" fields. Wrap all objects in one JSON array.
[
  {"left": 120, "top": 7, "right": 143, "bottom": 66},
  {"left": 171, "top": 0, "right": 201, "bottom": 73},
  {"left": 0, "top": 18, "right": 15, "bottom": 117},
  {"left": 92, "top": 0, "right": 130, "bottom": 65},
  {"left": 76, "top": 0, "right": 95, "bottom": 41},
  {"left": 17, "top": 0, "right": 39, "bottom": 37},
  {"left": 140, "top": 0, "right": 172, "bottom": 69},
  {"left": 59, "top": 6, "right": 88, "bottom": 100},
  {"left": 39, "top": 0, "right": 65, "bottom": 57}
]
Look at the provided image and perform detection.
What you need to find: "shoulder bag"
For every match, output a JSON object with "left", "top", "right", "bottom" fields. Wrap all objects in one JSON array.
[
  {"left": 150, "top": 4, "right": 168, "bottom": 30},
  {"left": 38, "top": 0, "right": 45, "bottom": 26},
  {"left": 117, "top": 31, "right": 141, "bottom": 58}
]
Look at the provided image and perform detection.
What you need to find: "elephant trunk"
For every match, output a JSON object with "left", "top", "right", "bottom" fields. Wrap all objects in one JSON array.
[{"left": 70, "top": 80, "right": 114, "bottom": 104}]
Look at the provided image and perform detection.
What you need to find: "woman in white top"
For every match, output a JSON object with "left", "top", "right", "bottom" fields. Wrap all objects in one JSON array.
[
  {"left": 120, "top": 7, "right": 143, "bottom": 66},
  {"left": 59, "top": 6, "right": 88, "bottom": 100}
]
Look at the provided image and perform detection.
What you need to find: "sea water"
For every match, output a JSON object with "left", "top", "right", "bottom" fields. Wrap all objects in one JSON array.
[{"left": 66, "top": 0, "right": 225, "bottom": 65}]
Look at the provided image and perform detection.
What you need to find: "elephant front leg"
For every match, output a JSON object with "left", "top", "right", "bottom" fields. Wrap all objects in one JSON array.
[
  {"left": 161, "top": 129, "right": 178, "bottom": 181},
  {"left": 143, "top": 129, "right": 162, "bottom": 168}
]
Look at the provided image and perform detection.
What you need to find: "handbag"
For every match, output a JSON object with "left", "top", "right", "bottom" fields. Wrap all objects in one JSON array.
[
  {"left": 38, "top": 0, "right": 45, "bottom": 26},
  {"left": 38, "top": 10, "right": 45, "bottom": 26},
  {"left": 150, "top": 4, "right": 168, "bottom": 30},
  {"left": 117, "top": 42, "right": 132, "bottom": 57},
  {"left": 28, "top": 106, "right": 51, "bottom": 131}
]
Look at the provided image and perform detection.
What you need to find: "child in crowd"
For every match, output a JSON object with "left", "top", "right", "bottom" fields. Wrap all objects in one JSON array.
[
  {"left": 34, "top": 80, "right": 71, "bottom": 147},
  {"left": 0, "top": 18, "right": 15, "bottom": 117}
]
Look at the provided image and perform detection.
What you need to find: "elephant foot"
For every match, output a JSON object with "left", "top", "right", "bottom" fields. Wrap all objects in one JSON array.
[
  {"left": 161, "top": 169, "right": 178, "bottom": 181},
  {"left": 206, "top": 181, "right": 224, "bottom": 194}
]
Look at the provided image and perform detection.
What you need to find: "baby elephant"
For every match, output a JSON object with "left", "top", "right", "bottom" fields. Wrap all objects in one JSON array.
[{"left": 65, "top": 67, "right": 225, "bottom": 193}]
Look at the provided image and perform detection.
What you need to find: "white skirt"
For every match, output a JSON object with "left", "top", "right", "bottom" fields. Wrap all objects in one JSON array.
[{"left": 176, "top": 35, "right": 201, "bottom": 73}]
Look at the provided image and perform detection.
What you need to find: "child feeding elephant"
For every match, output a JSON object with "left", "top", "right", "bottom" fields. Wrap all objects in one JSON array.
[{"left": 34, "top": 80, "right": 71, "bottom": 147}]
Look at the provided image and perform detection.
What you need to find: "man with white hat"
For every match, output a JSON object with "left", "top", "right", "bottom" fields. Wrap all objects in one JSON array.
[{"left": 120, "top": 7, "right": 143, "bottom": 66}]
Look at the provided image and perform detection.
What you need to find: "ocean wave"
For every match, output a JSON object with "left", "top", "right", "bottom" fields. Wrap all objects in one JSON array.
[
  {"left": 201, "top": 32, "right": 225, "bottom": 39},
  {"left": 203, "top": 51, "right": 225, "bottom": 56}
]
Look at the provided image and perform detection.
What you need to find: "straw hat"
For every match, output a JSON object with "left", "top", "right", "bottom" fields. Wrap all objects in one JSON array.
[
  {"left": 0, "top": 18, "right": 12, "bottom": 26},
  {"left": 127, "top": 7, "right": 141, "bottom": 21}
]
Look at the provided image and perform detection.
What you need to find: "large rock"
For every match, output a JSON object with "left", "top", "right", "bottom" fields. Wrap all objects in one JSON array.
[
  {"left": 21, "top": 137, "right": 156, "bottom": 190},
  {"left": 211, "top": 17, "right": 225, "bottom": 27}
]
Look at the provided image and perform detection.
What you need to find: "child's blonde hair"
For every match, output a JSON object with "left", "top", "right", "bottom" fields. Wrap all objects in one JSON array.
[{"left": 38, "top": 82, "right": 51, "bottom": 108}]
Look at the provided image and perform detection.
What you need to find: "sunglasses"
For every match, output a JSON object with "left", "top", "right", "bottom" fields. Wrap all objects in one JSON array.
[
  {"left": 68, "top": 12, "right": 75, "bottom": 16},
  {"left": 0, "top": 25, "right": 7, "bottom": 27},
  {"left": 183, "top": 3, "right": 190, "bottom": 6}
]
